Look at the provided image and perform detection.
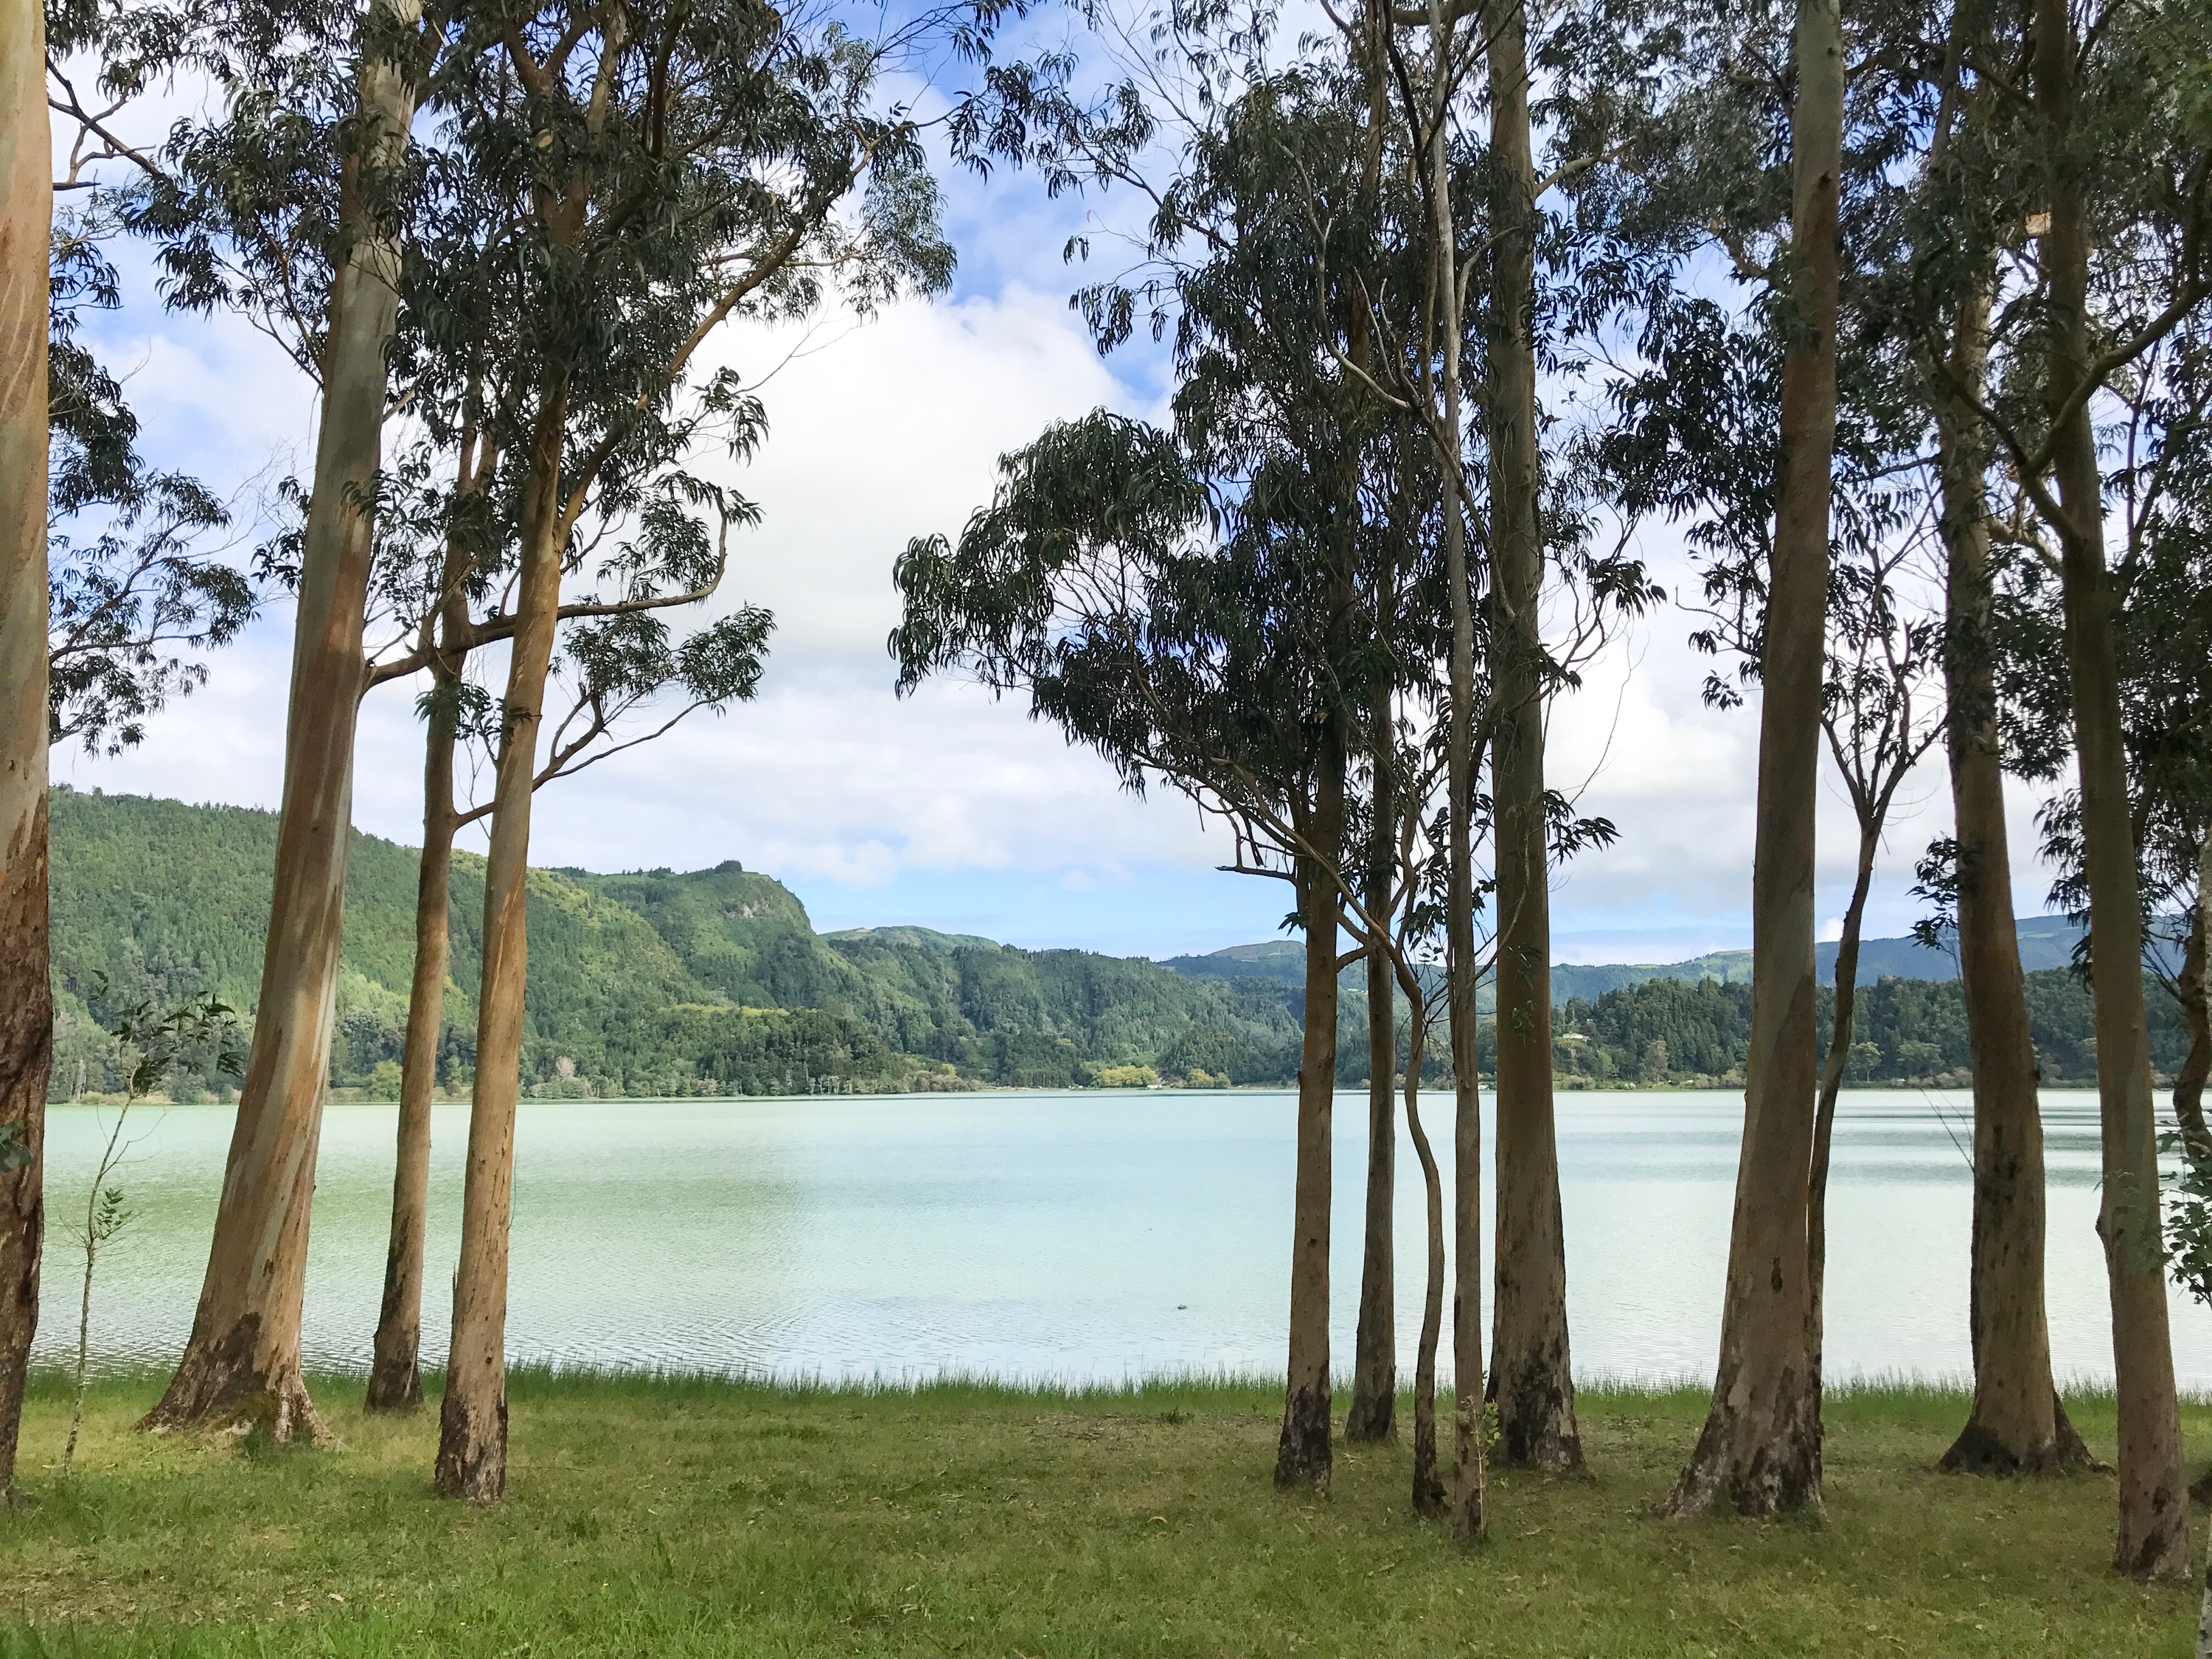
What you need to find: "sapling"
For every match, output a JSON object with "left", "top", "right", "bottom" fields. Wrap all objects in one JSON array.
[{"left": 64, "top": 987, "right": 242, "bottom": 1475}]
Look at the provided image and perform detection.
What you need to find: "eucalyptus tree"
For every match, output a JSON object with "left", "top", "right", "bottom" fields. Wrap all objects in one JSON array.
[
  {"left": 1672, "top": 0, "right": 1841, "bottom": 1515},
  {"left": 361, "top": 443, "right": 773, "bottom": 1412},
  {"left": 1468, "top": 0, "right": 1583, "bottom": 1475},
  {"left": 1566, "top": 0, "right": 1850, "bottom": 1514},
  {"left": 4, "top": 0, "right": 276, "bottom": 1484},
  {"left": 423, "top": 0, "right": 965, "bottom": 1500},
  {"left": 1389, "top": 0, "right": 1492, "bottom": 1533},
  {"left": 1852, "top": 0, "right": 2087, "bottom": 1475},
  {"left": 1999, "top": 306, "right": 2212, "bottom": 1499},
  {"left": 136, "top": 0, "right": 476, "bottom": 1439},
  {"left": 949, "top": 39, "right": 1425, "bottom": 1488},
  {"left": 1919, "top": 0, "right": 2212, "bottom": 1576},
  {"left": 1805, "top": 543, "right": 1940, "bottom": 1362},
  {"left": 896, "top": 402, "right": 1381, "bottom": 1489},
  {"left": 0, "top": 0, "right": 53, "bottom": 1500},
  {"left": 354, "top": 141, "right": 773, "bottom": 1412}
]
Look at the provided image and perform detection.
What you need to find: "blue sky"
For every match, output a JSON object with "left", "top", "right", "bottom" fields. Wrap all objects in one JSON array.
[{"left": 48, "top": 17, "right": 2069, "bottom": 964}]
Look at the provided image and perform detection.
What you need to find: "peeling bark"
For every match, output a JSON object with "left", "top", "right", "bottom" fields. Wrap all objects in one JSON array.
[
  {"left": 144, "top": 0, "right": 423, "bottom": 1441},
  {"left": 0, "top": 0, "right": 52, "bottom": 1490},
  {"left": 1668, "top": 0, "right": 1839, "bottom": 1520}
]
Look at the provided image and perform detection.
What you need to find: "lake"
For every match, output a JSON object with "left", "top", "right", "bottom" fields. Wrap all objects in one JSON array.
[{"left": 31, "top": 1088, "right": 2212, "bottom": 1389}]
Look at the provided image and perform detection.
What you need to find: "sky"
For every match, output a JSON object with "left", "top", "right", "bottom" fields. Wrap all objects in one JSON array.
[{"left": 48, "top": 27, "right": 2073, "bottom": 966}]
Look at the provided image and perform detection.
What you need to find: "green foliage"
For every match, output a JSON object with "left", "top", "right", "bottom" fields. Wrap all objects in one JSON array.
[
  {"left": 1554, "top": 967, "right": 2188, "bottom": 1087},
  {"left": 46, "top": 787, "right": 1314, "bottom": 1095}
]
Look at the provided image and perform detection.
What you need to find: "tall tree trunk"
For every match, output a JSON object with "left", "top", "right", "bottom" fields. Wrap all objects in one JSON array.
[
  {"left": 2034, "top": 0, "right": 2188, "bottom": 1582},
  {"left": 1424, "top": 0, "right": 1485, "bottom": 1536},
  {"left": 144, "top": 0, "right": 423, "bottom": 1439},
  {"left": 1343, "top": 0, "right": 1397, "bottom": 1451},
  {"left": 0, "top": 0, "right": 53, "bottom": 1495},
  {"left": 1484, "top": 0, "right": 1578, "bottom": 1475},
  {"left": 1935, "top": 283, "right": 2083, "bottom": 1474},
  {"left": 1276, "top": 742, "right": 1344, "bottom": 1489},
  {"left": 365, "top": 672, "right": 459, "bottom": 1413},
  {"left": 1667, "top": 0, "right": 1840, "bottom": 1519},
  {"left": 1348, "top": 689, "right": 1397, "bottom": 1444},
  {"left": 436, "top": 380, "right": 568, "bottom": 1500},
  {"left": 367, "top": 429, "right": 486, "bottom": 1415}
]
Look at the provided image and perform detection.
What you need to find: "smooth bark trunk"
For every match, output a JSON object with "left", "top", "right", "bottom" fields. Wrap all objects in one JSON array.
[
  {"left": 1484, "top": 0, "right": 1577, "bottom": 1475},
  {"left": 436, "top": 381, "right": 568, "bottom": 1500},
  {"left": 1934, "top": 285, "right": 2083, "bottom": 1474},
  {"left": 2034, "top": 0, "right": 2188, "bottom": 1580},
  {"left": 1808, "top": 825, "right": 1876, "bottom": 1383},
  {"left": 145, "top": 0, "right": 423, "bottom": 1439},
  {"left": 1404, "top": 1013, "right": 1445, "bottom": 1515},
  {"left": 1343, "top": 0, "right": 1397, "bottom": 1451},
  {"left": 365, "top": 684, "right": 457, "bottom": 1413},
  {"left": 1348, "top": 693, "right": 1397, "bottom": 1444},
  {"left": 367, "top": 430, "right": 485, "bottom": 1414},
  {"left": 1275, "top": 751, "right": 1343, "bottom": 1489},
  {"left": 1423, "top": 0, "right": 1485, "bottom": 1535},
  {"left": 0, "top": 0, "right": 53, "bottom": 1495},
  {"left": 1668, "top": 0, "right": 1840, "bottom": 1519}
]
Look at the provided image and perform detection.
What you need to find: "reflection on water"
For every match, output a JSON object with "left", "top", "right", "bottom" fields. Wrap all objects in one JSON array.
[{"left": 32, "top": 1088, "right": 2210, "bottom": 1388}]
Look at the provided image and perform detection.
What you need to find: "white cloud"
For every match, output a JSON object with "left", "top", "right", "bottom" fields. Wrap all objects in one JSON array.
[{"left": 56, "top": 240, "right": 2081, "bottom": 959}]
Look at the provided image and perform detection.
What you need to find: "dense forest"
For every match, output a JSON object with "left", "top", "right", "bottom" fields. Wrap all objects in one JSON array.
[
  {"left": 46, "top": 787, "right": 1311, "bottom": 1096},
  {"left": 48, "top": 786, "right": 2166, "bottom": 1099}
]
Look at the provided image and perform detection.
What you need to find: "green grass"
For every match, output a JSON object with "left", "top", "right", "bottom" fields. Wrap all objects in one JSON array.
[{"left": 1, "top": 1368, "right": 2205, "bottom": 1656}]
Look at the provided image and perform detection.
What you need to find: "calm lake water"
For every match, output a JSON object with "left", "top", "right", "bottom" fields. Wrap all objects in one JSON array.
[{"left": 31, "top": 1088, "right": 2212, "bottom": 1388}]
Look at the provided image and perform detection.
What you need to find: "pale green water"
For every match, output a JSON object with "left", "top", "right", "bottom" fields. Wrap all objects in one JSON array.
[{"left": 31, "top": 1087, "right": 2208, "bottom": 1386}]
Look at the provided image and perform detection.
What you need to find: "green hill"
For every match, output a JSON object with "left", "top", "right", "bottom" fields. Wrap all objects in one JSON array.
[
  {"left": 46, "top": 787, "right": 1314, "bottom": 1099},
  {"left": 47, "top": 787, "right": 2156, "bottom": 1102}
]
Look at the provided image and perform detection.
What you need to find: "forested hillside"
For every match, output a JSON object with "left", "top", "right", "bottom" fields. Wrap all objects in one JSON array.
[
  {"left": 47, "top": 788, "right": 1312, "bottom": 1097},
  {"left": 50, "top": 787, "right": 2161, "bottom": 1099},
  {"left": 1551, "top": 971, "right": 2191, "bottom": 1088}
]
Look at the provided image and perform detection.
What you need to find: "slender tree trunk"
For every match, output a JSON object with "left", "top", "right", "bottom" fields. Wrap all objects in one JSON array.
[
  {"left": 144, "top": 0, "right": 423, "bottom": 1439},
  {"left": 1343, "top": 0, "right": 1397, "bottom": 1451},
  {"left": 365, "top": 682, "right": 458, "bottom": 1413},
  {"left": 0, "top": 0, "right": 53, "bottom": 1492},
  {"left": 1403, "top": 1009, "right": 1446, "bottom": 1515},
  {"left": 1276, "top": 745, "right": 1344, "bottom": 1489},
  {"left": 436, "top": 380, "right": 568, "bottom": 1500},
  {"left": 1423, "top": 5, "right": 1486, "bottom": 1537},
  {"left": 1484, "top": 0, "right": 1578, "bottom": 1475},
  {"left": 1349, "top": 689, "right": 1397, "bottom": 1444},
  {"left": 367, "top": 428, "right": 487, "bottom": 1415},
  {"left": 2034, "top": 0, "right": 2188, "bottom": 1581},
  {"left": 1935, "top": 285, "right": 2083, "bottom": 1474},
  {"left": 1668, "top": 0, "right": 1840, "bottom": 1519},
  {"left": 1807, "top": 824, "right": 1877, "bottom": 1391}
]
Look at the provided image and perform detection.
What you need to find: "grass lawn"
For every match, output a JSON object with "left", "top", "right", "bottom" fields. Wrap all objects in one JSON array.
[{"left": 1, "top": 1370, "right": 2205, "bottom": 1656}]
